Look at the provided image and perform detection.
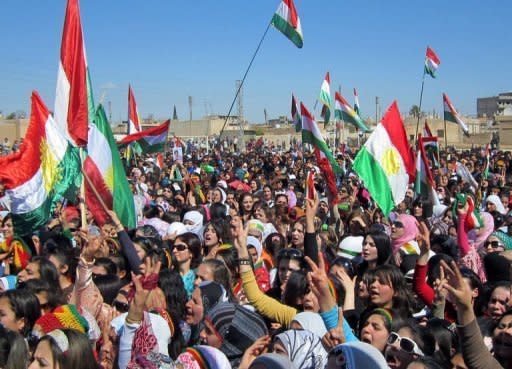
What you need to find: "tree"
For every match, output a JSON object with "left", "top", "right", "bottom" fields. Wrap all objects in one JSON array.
[{"left": 409, "top": 105, "right": 422, "bottom": 118}]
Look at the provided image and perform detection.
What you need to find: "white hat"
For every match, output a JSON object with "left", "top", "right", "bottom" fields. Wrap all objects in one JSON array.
[
  {"left": 337, "top": 236, "right": 363, "bottom": 259},
  {"left": 168, "top": 222, "right": 187, "bottom": 237},
  {"left": 247, "top": 236, "right": 263, "bottom": 260}
]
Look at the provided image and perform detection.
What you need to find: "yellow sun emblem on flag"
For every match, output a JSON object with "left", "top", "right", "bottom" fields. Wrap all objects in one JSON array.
[
  {"left": 381, "top": 147, "right": 401, "bottom": 176},
  {"left": 40, "top": 139, "right": 60, "bottom": 193}
]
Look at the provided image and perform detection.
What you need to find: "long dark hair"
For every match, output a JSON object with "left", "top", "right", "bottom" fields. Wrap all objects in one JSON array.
[
  {"left": 0, "top": 290, "right": 40, "bottom": 337},
  {"left": 175, "top": 232, "right": 202, "bottom": 269},
  {"left": 39, "top": 329, "right": 99, "bottom": 369},
  {"left": 359, "top": 231, "right": 391, "bottom": 275},
  {"left": 282, "top": 271, "right": 308, "bottom": 311},
  {"left": 372, "top": 264, "right": 413, "bottom": 318},
  {"left": 0, "top": 325, "right": 29, "bottom": 369}
]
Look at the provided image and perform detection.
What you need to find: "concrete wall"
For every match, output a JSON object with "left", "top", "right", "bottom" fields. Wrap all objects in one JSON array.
[{"left": 0, "top": 119, "right": 29, "bottom": 142}]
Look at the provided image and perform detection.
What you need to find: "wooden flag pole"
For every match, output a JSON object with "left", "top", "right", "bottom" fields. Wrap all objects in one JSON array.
[
  {"left": 81, "top": 166, "right": 110, "bottom": 215},
  {"left": 79, "top": 148, "right": 87, "bottom": 229},
  {"left": 414, "top": 71, "right": 426, "bottom": 146}
]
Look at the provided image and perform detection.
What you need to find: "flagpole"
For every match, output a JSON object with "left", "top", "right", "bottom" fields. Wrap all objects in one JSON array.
[
  {"left": 219, "top": 21, "right": 272, "bottom": 138},
  {"left": 443, "top": 116, "right": 448, "bottom": 150},
  {"left": 79, "top": 148, "right": 87, "bottom": 229},
  {"left": 414, "top": 71, "right": 426, "bottom": 146}
]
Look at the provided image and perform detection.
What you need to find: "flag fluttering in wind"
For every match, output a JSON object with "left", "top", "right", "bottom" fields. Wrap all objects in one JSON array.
[
  {"left": 119, "top": 120, "right": 170, "bottom": 153},
  {"left": 301, "top": 103, "right": 340, "bottom": 202},
  {"left": 54, "top": 0, "right": 94, "bottom": 147},
  {"left": 334, "top": 92, "right": 371, "bottom": 132},
  {"left": 443, "top": 93, "right": 470, "bottom": 136},
  {"left": 421, "top": 135, "right": 440, "bottom": 168},
  {"left": 319, "top": 72, "right": 332, "bottom": 125},
  {"left": 353, "top": 88, "right": 360, "bottom": 115},
  {"left": 84, "top": 105, "right": 136, "bottom": 228},
  {"left": 415, "top": 135, "right": 438, "bottom": 204},
  {"left": 291, "top": 94, "right": 302, "bottom": 132},
  {"left": 0, "top": 92, "right": 81, "bottom": 236},
  {"left": 306, "top": 170, "right": 316, "bottom": 200},
  {"left": 352, "top": 101, "right": 415, "bottom": 216},
  {"left": 128, "top": 85, "right": 141, "bottom": 134},
  {"left": 271, "top": 0, "right": 303, "bottom": 48},
  {"left": 424, "top": 46, "right": 441, "bottom": 78},
  {"left": 483, "top": 143, "right": 491, "bottom": 180},
  {"left": 423, "top": 120, "right": 433, "bottom": 137}
]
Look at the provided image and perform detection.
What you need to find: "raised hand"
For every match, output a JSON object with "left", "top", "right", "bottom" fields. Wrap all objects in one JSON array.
[{"left": 239, "top": 335, "right": 271, "bottom": 369}]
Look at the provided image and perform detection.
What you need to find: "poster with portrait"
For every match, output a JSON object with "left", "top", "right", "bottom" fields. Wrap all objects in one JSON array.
[{"left": 172, "top": 146, "right": 183, "bottom": 163}]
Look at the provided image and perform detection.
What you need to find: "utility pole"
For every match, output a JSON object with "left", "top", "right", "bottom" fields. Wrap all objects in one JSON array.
[{"left": 264, "top": 108, "right": 268, "bottom": 125}]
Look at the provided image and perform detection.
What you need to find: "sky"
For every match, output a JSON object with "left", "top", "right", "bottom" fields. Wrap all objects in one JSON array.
[{"left": 0, "top": 0, "right": 510, "bottom": 125}]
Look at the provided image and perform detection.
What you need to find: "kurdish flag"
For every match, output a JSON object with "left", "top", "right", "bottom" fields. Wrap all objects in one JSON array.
[
  {"left": 301, "top": 103, "right": 340, "bottom": 202},
  {"left": 423, "top": 120, "right": 433, "bottom": 137},
  {"left": 301, "top": 103, "right": 341, "bottom": 175},
  {"left": 414, "top": 135, "right": 438, "bottom": 204},
  {"left": 443, "top": 93, "right": 470, "bottom": 136},
  {"left": 291, "top": 94, "right": 301, "bottom": 132},
  {"left": 271, "top": 0, "right": 303, "bottom": 48},
  {"left": 54, "top": 0, "right": 94, "bottom": 147},
  {"left": 421, "top": 135, "right": 440, "bottom": 168},
  {"left": 334, "top": 92, "right": 371, "bottom": 132},
  {"left": 352, "top": 101, "right": 415, "bottom": 216},
  {"left": 128, "top": 85, "right": 141, "bottom": 134},
  {"left": 353, "top": 88, "right": 360, "bottom": 115},
  {"left": 119, "top": 120, "right": 170, "bottom": 153},
  {"left": 424, "top": 46, "right": 440, "bottom": 78},
  {"left": 84, "top": 105, "right": 136, "bottom": 228},
  {"left": 0, "top": 92, "right": 81, "bottom": 236},
  {"left": 319, "top": 72, "right": 332, "bottom": 125}
]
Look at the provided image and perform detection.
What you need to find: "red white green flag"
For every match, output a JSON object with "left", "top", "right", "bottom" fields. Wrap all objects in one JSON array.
[
  {"left": 271, "top": 0, "right": 303, "bottom": 48},
  {"left": 423, "top": 120, "right": 433, "bottom": 137},
  {"left": 352, "top": 101, "right": 416, "bottom": 215},
  {"left": 319, "top": 72, "right": 332, "bottom": 125},
  {"left": 301, "top": 103, "right": 340, "bottom": 202},
  {"left": 84, "top": 105, "right": 136, "bottom": 228},
  {"left": 128, "top": 85, "right": 141, "bottom": 134},
  {"left": 353, "top": 88, "right": 360, "bottom": 115},
  {"left": 54, "top": 0, "right": 94, "bottom": 147},
  {"left": 414, "top": 135, "right": 438, "bottom": 204},
  {"left": 0, "top": 92, "right": 81, "bottom": 236},
  {"left": 334, "top": 92, "right": 371, "bottom": 132},
  {"left": 119, "top": 120, "right": 170, "bottom": 153},
  {"left": 424, "top": 46, "right": 441, "bottom": 78},
  {"left": 291, "top": 94, "right": 301, "bottom": 132},
  {"left": 443, "top": 93, "right": 470, "bottom": 136}
]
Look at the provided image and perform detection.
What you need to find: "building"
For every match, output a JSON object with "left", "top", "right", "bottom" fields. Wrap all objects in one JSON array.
[{"left": 477, "top": 92, "right": 512, "bottom": 118}]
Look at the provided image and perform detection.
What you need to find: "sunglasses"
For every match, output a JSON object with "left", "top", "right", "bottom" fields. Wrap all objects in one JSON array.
[
  {"left": 392, "top": 221, "right": 404, "bottom": 229},
  {"left": 173, "top": 243, "right": 189, "bottom": 252},
  {"left": 387, "top": 332, "right": 424, "bottom": 356},
  {"left": 113, "top": 300, "right": 130, "bottom": 313},
  {"left": 485, "top": 241, "right": 504, "bottom": 249}
]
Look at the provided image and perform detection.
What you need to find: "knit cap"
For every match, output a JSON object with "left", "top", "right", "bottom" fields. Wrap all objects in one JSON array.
[
  {"left": 205, "top": 302, "right": 268, "bottom": 365},
  {"left": 34, "top": 304, "right": 89, "bottom": 336}
]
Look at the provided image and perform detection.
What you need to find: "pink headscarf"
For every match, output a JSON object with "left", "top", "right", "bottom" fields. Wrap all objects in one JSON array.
[{"left": 391, "top": 214, "right": 419, "bottom": 253}]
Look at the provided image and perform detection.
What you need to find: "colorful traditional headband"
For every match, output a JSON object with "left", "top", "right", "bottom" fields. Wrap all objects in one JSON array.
[{"left": 48, "top": 329, "right": 70, "bottom": 353}]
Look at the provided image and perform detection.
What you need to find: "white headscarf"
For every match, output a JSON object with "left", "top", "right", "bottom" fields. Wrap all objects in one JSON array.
[
  {"left": 276, "top": 330, "right": 327, "bottom": 369},
  {"left": 183, "top": 210, "right": 204, "bottom": 238},
  {"left": 291, "top": 312, "right": 328, "bottom": 339},
  {"left": 486, "top": 194, "right": 507, "bottom": 215}
]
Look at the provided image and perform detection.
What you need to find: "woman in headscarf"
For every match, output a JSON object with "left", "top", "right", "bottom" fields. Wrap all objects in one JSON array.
[
  {"left": 201, "top": 302, "right": 268, "bottom": 368},
  {"left": 183, "top": 210, "right": 204, "bottom": 240},
  {"left": 273, "top": 329, "right": 328, "bottom": 369},
  {"left": 390, "top": 214, "right": 420, "bottom": 257},
  {"left": 177, "top": 345, "right": 231, "bottom": 369},
  {"left": 485, "top": 194, "right": 507, "bottom": 215},
  {"left": 290, "top": 311, "right": 328, "bottom": 339}
]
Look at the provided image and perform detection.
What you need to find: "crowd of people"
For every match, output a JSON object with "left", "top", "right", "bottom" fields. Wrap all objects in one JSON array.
[{"left": 0, "top": 140, "right": 511, "bottom": 369}]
